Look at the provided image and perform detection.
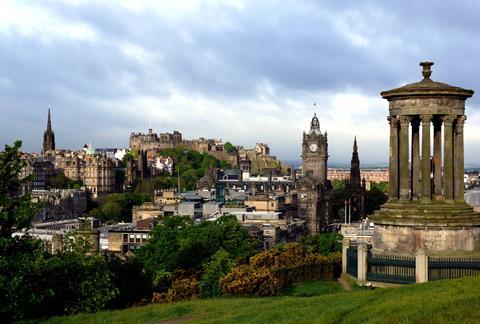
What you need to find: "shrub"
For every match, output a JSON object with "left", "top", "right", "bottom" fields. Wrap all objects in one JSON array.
[
  {"left": 199, "top": 248, "right": 234, "bottom": 298},
  {"left": 219, "top": 265, "right": 279, "bottom": 297},
  {"left": 219, "top": 243, "right": 341, "bottom": 297}
]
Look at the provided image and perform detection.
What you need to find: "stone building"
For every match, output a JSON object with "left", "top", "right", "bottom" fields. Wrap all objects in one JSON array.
[
  {"left": 42, "top": 108, "right": 55, "bottom": 154},
  {"left": 21, "top": 154, "right": 55, "bottom": 194},
  {"left": 297, "top": 113, "right": 333, "bottom": 233},
  {"left": 371, "top": 62, "right": 480, "bottom": 254},
  {"left": 53, "top": 150, "right": 115, "bottom": 198},
  {"left": 82, "top": 155, "right": 116, "bottom": 197},
  {"left": 31, "top": 188, "right": 88, "bottom": 221}
]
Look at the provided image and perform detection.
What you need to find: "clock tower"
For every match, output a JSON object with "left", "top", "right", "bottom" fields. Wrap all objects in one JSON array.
[
  {"left": 297, "top": 113, "right": 333, "bottom": 233},
  {"left": 301, "top": 113, "right": 328, "bottom": 181}
]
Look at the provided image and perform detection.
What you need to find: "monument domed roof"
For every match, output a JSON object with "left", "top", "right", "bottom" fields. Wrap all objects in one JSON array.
[
  {"left": 465, "top": 188, "right": 480, "bottom": 208},
  {"left": 381, "top": 62, "right": 474, "bottom": 100}
]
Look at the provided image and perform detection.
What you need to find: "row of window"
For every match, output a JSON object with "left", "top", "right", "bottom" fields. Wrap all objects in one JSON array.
[{"left": 122, "top": 233, "right": 149, "bottom": 243}]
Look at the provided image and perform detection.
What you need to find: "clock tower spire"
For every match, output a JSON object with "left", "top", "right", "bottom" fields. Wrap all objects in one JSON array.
[{"left": 302, "top": 113, "right": 328, "bottom": 181}]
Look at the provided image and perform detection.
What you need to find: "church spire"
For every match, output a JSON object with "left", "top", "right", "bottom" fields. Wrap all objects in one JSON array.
[
  {"left": 42, "top": 107, "right": 55, "bottom": 154},
  {"left": 350, "top": 136, "right": 361, "bottom": 189},
  {"left": 47, "top": 106, "right": 52, "bottom": 131}
]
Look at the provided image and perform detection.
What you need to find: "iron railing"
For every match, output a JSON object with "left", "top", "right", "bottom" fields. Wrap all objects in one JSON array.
[
  {"left": 367, "top": 253, "right": 415, "bottom": 284},
  {"left": 346, "top": 246, "right": 358, "bottom": 278},
  {"left": 428, "top": 257, "right": 480, "bottom": 281}
]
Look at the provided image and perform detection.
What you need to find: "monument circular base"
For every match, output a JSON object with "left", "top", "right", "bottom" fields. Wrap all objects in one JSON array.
[
  {"left": 372, "top": 224, "right": 480, "bottom": 254},
  {"left": 371, "top": 201, "right": 480, "bottom": 254}
]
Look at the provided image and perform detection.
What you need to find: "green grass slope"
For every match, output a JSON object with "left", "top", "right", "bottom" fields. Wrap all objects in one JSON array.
[{"left": 47, "top": 276, "right": 480, "bottom": 323}]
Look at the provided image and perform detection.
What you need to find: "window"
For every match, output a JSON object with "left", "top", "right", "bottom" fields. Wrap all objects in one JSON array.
[{"left": 123, "top": 234, "right": 128, "bottom": 242}]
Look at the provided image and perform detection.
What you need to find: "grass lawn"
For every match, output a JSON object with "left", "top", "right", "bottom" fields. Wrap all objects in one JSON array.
[{"left": 46, "top": 275, "right": 480, "bottom": 323}]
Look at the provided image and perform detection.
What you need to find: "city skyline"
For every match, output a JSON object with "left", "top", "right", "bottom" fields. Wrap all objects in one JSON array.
[{"left": 2, "top": 1, "right": 480, "bottom": 164}]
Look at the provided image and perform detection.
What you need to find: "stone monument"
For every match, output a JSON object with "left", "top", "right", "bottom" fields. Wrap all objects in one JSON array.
[{"left": 371, "top": 62, "right": 480, "bottom": 254}]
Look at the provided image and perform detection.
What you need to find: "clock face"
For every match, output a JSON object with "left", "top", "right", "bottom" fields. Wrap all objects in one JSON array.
[{"left": 309, "top": 143, "right": 318, "bottom": 152}]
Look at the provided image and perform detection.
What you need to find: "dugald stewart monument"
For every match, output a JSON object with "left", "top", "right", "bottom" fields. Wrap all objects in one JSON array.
[{"left": 371, "top": 62, "right": 480, "bottom": 254}]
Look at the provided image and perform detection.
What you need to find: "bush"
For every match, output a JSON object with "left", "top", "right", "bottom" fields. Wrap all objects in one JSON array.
[
  {"left": 199, "top": 248, "right": 234, "bottom": 298},
  {"left": 219, "top": 243, "right": 341, "bottom": 297},
  {"left": 152, "top": 271, "right": 200, "bottom": 303},
  {"left": 300, "top": 232, "right": 343, "bottom": 255},
  {"left": 220, "top": 265, "right": 279, "bottom": 297}
]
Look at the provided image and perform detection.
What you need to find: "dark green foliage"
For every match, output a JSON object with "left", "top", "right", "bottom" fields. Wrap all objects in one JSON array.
[
  {"left": 199, "top": 248, "right": 234, "bottom": 298},
  {"left": 137, "top": 215, "right": 258, "bottom": 281},
  {"left": 49, "top": 173, "right": 83, "bottom": 189},
  {"left": 105, "top": 256, "right": 152, "bottom": 309},
  {"left": 0, "top": 141, "right": 38, "bottom": 239},
  {"left": 332, "top": 179, "right": 347, "bottom": 191},
  {"left": 331, "top": 180, "right": 349, "bottom": 222},
  {"left": 151, "top": 148, "right": 231, "bottom": 191},
  {"left": 223, "top": 142, "right": 235, "bottom": 153},
  {"left": 300, "top": 232, "right": 343, "bottom": 255},
  {"left": 90, "top": 192, "right": 150, "bottom": 222},
  {"left": 365, "top": 187, "right": 388, "bottom": 215},
  {"left": 0, "top": 234, "right": 118, "bottom": 321},
  {"left": 370, "top": 181, "right": 389, "bottom": 193}
]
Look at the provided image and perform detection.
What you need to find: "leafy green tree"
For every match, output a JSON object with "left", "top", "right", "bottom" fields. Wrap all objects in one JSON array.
[
  {"left": 370, "top": 181, "right": 389, "bottom": 193},
  {"left": 332, "top": 179, "right": 347, "bottom": 191},
  {"left": 300, "top": 232, "right": 343, "bottom": 256},
  {"left": 0, "top": 141, "right": 37, "bottom": 239},
  {"left": 101, "top": 201, "right": 123, "bottom": 222},
  {"left": 365, "top": 187, "right": 388, "bottom": 215},
  {"left": 137, "top": 215, "right": 258, "bottom": 282},
  {"left": 223, "top": 142, "right": 235, "bottom": 153},
  {"left": 199, "top": 248, "right": 234, "bottom": 298},
  {"left": 0, "top": 233, "right": 118, "bottom": 321}
]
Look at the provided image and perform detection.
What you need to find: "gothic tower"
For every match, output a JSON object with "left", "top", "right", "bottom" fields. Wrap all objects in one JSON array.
[
  {"left": 301, "top": 113, "right": 328, "bottom": 181},
  {"left": 350, "top": 136, "right": 361, "bottom": 189},
  {"left": 42, "top": 108, "right": 55, "bottom": 154},
  {"left": 346, "top": 136, "right": 366, "bottom": 221},
  {"left": 297, "top": 113, "right": 333, "bottom": 233}
]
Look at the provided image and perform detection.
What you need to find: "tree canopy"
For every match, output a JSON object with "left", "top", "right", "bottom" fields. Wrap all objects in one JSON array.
[
  {"left": 136, "top": 215, "right": 259, "bottom": 279},
  {"left": 0, "top": 141, "right": 38, "bottom": 239}
]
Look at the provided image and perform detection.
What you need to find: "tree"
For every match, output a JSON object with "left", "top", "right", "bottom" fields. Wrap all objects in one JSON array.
[
  {"left": 365, "top": 187, "right": 388, "bottom": 215},
  {"left": 223, "top": 142, "right": 235, "bottom": 153},
  {"left": 137, "top": 215, "right": 258, "bottom": 281},
  {"left": 101, "top": 201, "right": 123, "bottom": 222},
  {"left": 300, "top": 232, "right": 343, "bottom": 256},
  {"left": 199, "top": 248, "right": 234, "bottom": 298},
  {"left": 0, "top": 141, "right": 38, "bottom": 239}
]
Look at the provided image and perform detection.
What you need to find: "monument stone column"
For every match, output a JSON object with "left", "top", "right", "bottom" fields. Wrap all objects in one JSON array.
[
  {"left": 433, "top": 119, "right": 442, "bottom": 198},
  {"left": 443, "top": 115, "right": 455, "bottom": 201},
  {"left": 454, "top": 116, "right": 466, "bottom": 201},
  {"left": 388, "top": 116, "right": 399, "bottom": 200},
  {"left": 399, "top": 116, "right": 411, "bottom": 200},
  {"left": 421, "top": 114, "right": 432, "bottom": 201},
  {"left": 411, "top": 119, "right": 420, "bottom": 199}
]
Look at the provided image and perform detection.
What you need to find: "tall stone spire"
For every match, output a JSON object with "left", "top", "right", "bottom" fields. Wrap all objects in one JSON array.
[
  {"left": 47, "top": 107, "right": 52, "bottom": 132},
  {"left": 42, "top": 107, "right": 55, "bottom": 154},
  {"left": 350, "top": 136, "right": 361, "bottom": 189}
]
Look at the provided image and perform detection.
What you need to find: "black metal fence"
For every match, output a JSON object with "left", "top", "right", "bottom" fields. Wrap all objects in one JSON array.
[
  {"left": 428, "top": 257, "right": 480, "bottom": 281},
  {"left": 367, "top": 253, "right": 415, "bottom": 284},
  {"left": 346, "top": 246, "right": 358, "bottom": 278}
]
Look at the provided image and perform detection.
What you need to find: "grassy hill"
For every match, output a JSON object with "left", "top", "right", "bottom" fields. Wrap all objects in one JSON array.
[{"left": 46, "top": 276, "right": 480, "bottom": 323}]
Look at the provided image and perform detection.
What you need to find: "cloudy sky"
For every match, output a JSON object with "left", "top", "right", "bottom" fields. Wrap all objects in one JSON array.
[{"left": 2, "top": 0, "right": 480, "bottom": 165}]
